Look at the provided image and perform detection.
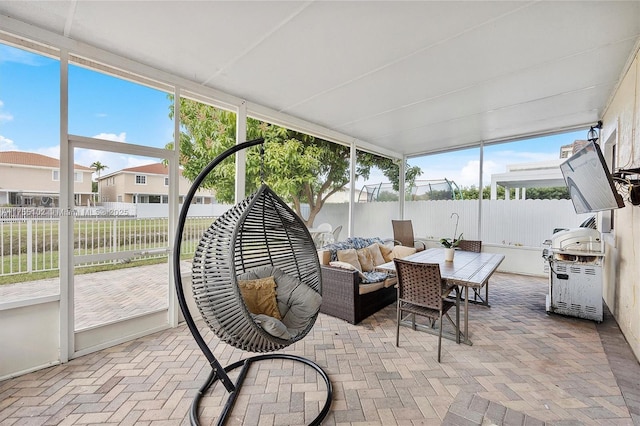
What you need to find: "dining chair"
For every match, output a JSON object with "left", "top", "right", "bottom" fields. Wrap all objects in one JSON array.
[
  {"left": 314, "top": 223, "right": 333, "bottom": 248},
  {"left": 391, "top": 220, "right": 426, "bottom": 251},
  {"left": 330, "top": 225, "right": 342, "bottom": 243},
  {"left": 316, "top": 222, "right": 332, "bottom": 233},
  {"left": 393, "top": 258, "right": 460, "bottom": 362},
  {"left": 456, "top": 240, "right": 488, "bottom": 305}
]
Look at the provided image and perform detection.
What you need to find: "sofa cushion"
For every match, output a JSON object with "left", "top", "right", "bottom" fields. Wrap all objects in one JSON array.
[
  {"left": 358, "top": 281, "right": 385, "bottom": 295},
  {"left": 356, "top": 247, "right": 375, "bottom": 272},
  {"left": 389, "top": 245, "right": 417, "bottom": 260},
  {"left": 337, "top": 249, "right": 362, "bottom": 271},
  {"left": 367, "top": 243, "right": 386, "bottom": 266},
  {"left": 383, "top": 276, "right": 397, "bottom": 288},
  {"left": 329, "top": 261, "right": 366, "bottom": 280},
  {"left": 378, "top": 242, "right": 394, "bottom": 262},
  {"left": 317, "top": 249, "right": 331, "bottom": 265}
]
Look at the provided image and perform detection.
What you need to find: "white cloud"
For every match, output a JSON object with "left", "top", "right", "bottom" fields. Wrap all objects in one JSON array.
[
  {"left": 35, "top": 146, "right": 60, "bottom": 159},
  {"left": 76, "top": 149, "right": 157, "bottom": 173},
  {"left": 92, "top": 132, "right": 127, "bottom": 142},
  {"left": 0, "top": 99, "right": 13, "bottom": 123},
  {"left": 0, "top": 135, "right": 16, "bottom": 151}
]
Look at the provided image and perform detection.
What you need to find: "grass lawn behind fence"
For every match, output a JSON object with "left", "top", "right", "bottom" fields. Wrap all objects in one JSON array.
[{"left": 0, "top": 217, "right": 213, "bottom": 284}]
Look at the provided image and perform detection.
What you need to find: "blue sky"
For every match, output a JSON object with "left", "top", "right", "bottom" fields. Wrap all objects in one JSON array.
[{"left": 1, "top": 42, "right": 586, "bottom": 188}]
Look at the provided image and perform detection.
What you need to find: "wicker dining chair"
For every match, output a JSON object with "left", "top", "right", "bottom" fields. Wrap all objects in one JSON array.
[
  {"left": 391, "top": 220, "right": 426, "bottom": 251},
  {"left": 456, "top": 239, "right": 489, "bottom": 305},
  {"left": 393, "top": 258, "right": 460, "bottom": 362}
]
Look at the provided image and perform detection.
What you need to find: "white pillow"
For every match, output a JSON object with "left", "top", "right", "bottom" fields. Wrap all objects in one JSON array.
[{"left": 329, "top": 261, "right": 366, "bottom": 279}]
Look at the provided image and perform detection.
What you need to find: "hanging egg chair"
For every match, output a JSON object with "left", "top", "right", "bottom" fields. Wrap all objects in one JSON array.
[{"left": 173, "top": 138, "right": 332, "bottom": 426}]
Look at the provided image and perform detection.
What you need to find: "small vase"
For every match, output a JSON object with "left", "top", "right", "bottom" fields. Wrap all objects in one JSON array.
[{"left": 444, "top": 247, "right": 455, "bottom": 262}]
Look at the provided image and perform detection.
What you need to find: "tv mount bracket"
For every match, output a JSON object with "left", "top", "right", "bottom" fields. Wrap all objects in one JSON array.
[{"left": 613, "top": 168, "right": 640, "bottom": 206}]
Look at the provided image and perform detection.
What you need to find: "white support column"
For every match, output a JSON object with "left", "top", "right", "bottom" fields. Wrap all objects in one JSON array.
[
  {"left": 399, "top": 156, "right": 406, "bottom": 219},
  {"left": 348, "top": 141, "right": 356, "bottom": 238},
  {"left": 478, "top": 141, "right": 484, "bottom": 240},
  {"left": 59, "top": 50, "right": 73, "bottom": 362},
  {"left": 235, "top": 100, "right": 247, "bottom": 203},
  {"left": 167, "top": 87, "right": 181, "bottom": 327}
]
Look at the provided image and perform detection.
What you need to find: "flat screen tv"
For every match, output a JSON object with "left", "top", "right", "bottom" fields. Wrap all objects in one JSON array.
[{"left": 560, "top": 141, "right": 624, "bottom": 214}]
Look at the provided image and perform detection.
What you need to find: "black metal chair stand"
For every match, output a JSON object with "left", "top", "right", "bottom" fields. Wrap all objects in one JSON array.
[{"left": 173, "top": 138, "right": 332, "bottom": 425}]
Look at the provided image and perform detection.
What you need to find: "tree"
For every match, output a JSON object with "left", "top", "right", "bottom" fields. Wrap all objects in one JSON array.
[
  {"left": 91, "top": 161, "right": 108, "bottom": 204},
  {"left": 167, "top": 97, "right": 420, "bottom": 225},
  {"left": 458, "top": 185, "right": 568, "bottom": 200}
]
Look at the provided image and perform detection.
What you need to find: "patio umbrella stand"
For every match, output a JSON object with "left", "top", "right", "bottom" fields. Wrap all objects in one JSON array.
[{"left": 173, "top": 138, "right": 332, "bottom": 426}]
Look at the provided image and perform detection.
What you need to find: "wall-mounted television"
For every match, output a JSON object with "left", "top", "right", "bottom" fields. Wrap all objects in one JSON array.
[{"left": 560, "top": 140, "right": 624, "bottom": 214}]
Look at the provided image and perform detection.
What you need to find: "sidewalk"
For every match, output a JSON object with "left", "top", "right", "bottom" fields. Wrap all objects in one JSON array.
[{"left": 0, "top": 262, "right": 180, "bottom": 329}]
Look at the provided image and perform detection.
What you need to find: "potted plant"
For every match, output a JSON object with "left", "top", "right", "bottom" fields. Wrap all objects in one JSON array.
[
  {"left": 440, "top": 213, "right": 463, "bottom": 261},
  {"left": 440, "top": 233, "right": 463, "bottom": 261}
]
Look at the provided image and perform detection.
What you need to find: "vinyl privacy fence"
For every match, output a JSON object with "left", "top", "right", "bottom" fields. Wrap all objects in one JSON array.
[{"left": 314, "top": 199, "right": 592, "bottom": 248}]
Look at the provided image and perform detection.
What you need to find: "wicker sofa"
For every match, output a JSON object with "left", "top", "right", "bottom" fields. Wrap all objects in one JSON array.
[{"left": 317, "top": 237, "right": 417, "bottom": 324}]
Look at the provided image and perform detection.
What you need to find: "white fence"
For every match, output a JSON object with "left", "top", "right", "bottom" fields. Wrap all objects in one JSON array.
[
  {"left": 312, "top": 199, "right": 591, "bottom": 248},
  {"left": 1, "top": 198, "right": 591, "bottom": 278},
  {"left": 0, "top": 216, "right": 215, "bottom": 276}
]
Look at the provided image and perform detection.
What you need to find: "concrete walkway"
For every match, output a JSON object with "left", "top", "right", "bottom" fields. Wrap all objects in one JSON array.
[{"left": 0, "top": 262, "right": 174, "bottom": 329}]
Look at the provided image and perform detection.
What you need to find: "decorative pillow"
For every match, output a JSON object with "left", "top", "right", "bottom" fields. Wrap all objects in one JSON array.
[
  {"left": 317, "top": 250, "right": 331, "bottom": 265},
  {"left": 337, "top": 249, "right": 362, "bottom": 271},
  {"left": 238, "top": 276, "right": 282, "bottom": 320},
  {"left": 367, "top": 243, "right": 386, "bottom": 266},
  {"left": 389, "top": 245, "right": 417, "bottom": 260},
  {"left": 378, "top": 242, "right": 394, "bottom": 262},
  {"left": 329, "top": 261, "right": 366, "bottom": 280},
  {"left": 252, "top": 314, "right": 291, "bottom": 339},
  {"left": 356, "top": 247, "right": 375, "bottom": 272}
]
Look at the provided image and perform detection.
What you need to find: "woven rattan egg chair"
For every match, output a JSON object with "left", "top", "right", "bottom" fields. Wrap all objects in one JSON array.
[{"left": 173, "top": 138, "right": 332, "bottom": 426}]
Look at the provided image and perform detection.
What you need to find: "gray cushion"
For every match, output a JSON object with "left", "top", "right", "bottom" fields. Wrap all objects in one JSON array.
[
  {"left": 252, "top": 314, "right": 291, "bottom": 339},
  {"left": 237, "top": 265, "right": 322, "bottom": 338}
]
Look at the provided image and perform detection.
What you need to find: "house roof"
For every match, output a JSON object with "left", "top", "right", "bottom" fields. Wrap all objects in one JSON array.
[
  {"left": 0, "top": 151, "right": 93, "bottom": 171},
  {"left": 1, "top": 2, "right": 639, "bottom": 159},
  {"left": 121, "top": 163, "right": 169, "bottom": 175},
  {"left": 100, "top": 162, "right": 184, "bottom": 179}
]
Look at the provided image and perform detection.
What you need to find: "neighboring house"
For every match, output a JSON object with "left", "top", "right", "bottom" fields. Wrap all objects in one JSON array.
[
  {"left": 490, "top": 140, "right": 588, "bottom": 200},
  {"left": 97, "top": 163, "right": 215, "bottom": 204},
  {"left": 0, "top": 151, "right": 94, "bottom": 207}
]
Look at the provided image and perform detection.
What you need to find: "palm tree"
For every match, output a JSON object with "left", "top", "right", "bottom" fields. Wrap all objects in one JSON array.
[{"left": 91, "top": 161, "right": 108, "bottom": 204}]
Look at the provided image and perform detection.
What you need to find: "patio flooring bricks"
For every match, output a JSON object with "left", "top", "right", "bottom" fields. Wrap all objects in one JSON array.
[{"left": 1, "top": 266, "right": 639, "bottom": 425}]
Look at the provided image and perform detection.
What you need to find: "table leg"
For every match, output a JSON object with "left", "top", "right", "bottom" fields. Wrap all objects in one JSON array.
[{"left": 463, "top": 286, "right": 471, "bottom": 345}]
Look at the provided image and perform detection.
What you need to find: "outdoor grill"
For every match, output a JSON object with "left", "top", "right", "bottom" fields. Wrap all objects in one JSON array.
[{"left": 542, "top": 228, "right": 604, "bottom": 322}]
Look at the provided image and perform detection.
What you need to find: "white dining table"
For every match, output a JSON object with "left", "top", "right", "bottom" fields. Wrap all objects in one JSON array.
[{"left": 376, "top": 247, "right": 505, "bottom": 345}]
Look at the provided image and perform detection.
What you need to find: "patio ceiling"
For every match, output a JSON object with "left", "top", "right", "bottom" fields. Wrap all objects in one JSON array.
[{"left": 1, "top": 1, "right": 639, "bottom": 158}]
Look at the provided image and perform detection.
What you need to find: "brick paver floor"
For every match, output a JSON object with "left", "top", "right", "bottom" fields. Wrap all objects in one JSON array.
[{"left": 1, "top": 271, "right": 638, "bottom": 425}]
